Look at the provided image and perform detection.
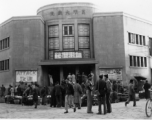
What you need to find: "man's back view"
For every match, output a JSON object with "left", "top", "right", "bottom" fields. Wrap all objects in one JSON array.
[{"left": 95, "top": 75, "right": 107, "bottom": 114}]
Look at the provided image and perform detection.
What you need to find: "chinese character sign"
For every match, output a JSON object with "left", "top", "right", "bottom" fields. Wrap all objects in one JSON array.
[
  {"left": 99, "top": 69, "right": 122, "bottom": 81},
  {"left": 16, "top": 71, "right": 37, "bottom": 82},
  {"left": 54, "top": 51, "right": 82, "bottom": 59}
]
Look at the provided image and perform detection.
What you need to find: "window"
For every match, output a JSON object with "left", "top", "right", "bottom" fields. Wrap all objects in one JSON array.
[
  {"left": 128, "top": 32, "right": 146, "bottom": 46},
  {"left": 136, "top": 35, "right": 138, "bottom": 44},
  {"left": 78, "top": 24, "right": 90, "bottom": 58},
  {"left": 144, "top": 57, "right": 147, "bottom": 67},
  {"left": 141, "top": 57, "right": 143, "bottom": 67},
  {"left": 63, "top": 25, "right": 75, "bottom": 50},
  {"left": 133, "top": 56, "right": 136, "bottom": 66},
  {"left": 48, "top": 25, "right": 59, "bottom": 59},
  {"left": 130, "top": 56, "right": 133, "bottom": 66},
  {"left": 149, "top": 37, "right": 152, "bottom": 56},
  {"left": 137, "top": 56, "right": 140, "bottom": 67},
  {"left": 143, "top": 36, "right": 145, "bottom": 45},
  {"left": 0, "top": 59, "right": 9, "bottom": 71},
  {"left": 129, "top": 55, "right": 147, "bottom": 68},
  {"left": 140, "top": 35, "right": 142, "bottom": 45},
  {"left": 63, "top": 25, "right": 74, "bottom": 36},
  {"left": 128, "top": 33, "right": 131, "bottom": 43},
  {"left": 0, "top": 37, "right": 10, "bottom": 51},
  {"left": 64, "top": 26, "right": 68, "bottom": 35},
  {"left": 69, "top": 26, "right": 73, "bottom": 35}
]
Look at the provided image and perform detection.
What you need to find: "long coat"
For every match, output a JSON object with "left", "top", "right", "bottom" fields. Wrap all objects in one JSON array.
[
  {"left": 86, "top": 80, "right": 93, "bottom": 113},
  {"left": 73, "top": 83, "right": 82, "bottom": 104},
  {"left": 33, "top": 87, "right": 38, "bottom": 102}
]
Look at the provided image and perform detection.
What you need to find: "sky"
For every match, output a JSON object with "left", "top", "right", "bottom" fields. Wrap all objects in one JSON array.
[{"left": 0, "top": 0, "right": 152, "bottom": 24}]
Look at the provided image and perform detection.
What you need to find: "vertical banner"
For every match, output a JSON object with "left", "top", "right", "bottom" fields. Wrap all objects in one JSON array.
[{"left": 16, "top": 71, "right": 37, "bottom": 82}]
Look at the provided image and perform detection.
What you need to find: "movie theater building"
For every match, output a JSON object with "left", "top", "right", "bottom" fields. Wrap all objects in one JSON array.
[{"left": 0, "top": 3, "right": 152, "bottom": 87}]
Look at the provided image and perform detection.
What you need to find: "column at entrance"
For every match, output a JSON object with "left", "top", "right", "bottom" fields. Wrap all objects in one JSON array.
[{"left": 60, "top": 66, "right": 63, "bottom": 84}]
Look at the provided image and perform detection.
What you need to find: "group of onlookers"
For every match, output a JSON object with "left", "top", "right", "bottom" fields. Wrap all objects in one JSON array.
[{"left": 1, "top": 73, "right": 152, "bottom": 114}]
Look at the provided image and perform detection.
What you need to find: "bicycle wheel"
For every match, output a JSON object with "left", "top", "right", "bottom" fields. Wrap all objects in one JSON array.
[{"left": 145, "top": 99, "right": 152, "bottom": 117}]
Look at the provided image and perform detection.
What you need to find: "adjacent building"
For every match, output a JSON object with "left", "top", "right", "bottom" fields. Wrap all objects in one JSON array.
[{"left": 0, "top": 2, "right": 152, "bottom": 87}]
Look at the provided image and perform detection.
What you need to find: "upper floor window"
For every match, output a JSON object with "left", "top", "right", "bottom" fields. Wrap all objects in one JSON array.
[
  {"left": 128, "top": 32, "right": 146, "bottom": 46},
  {"left": 48, "top": 25, "right": 59, "bottom": 60},
  {"left": 63, "top": 25, "right": 74, "bottom": 36},
  {"left": 129, "top": 55, "right": 147, "bottom": 67},
  {"left": 0, "top": 59, "right": 9, "bottom": 71},
  {"left": 149, "top": 37, "right": 152, "bottom": 56},
  {"left": 0, "top": 37, "right": 10, "bottom": 51}
]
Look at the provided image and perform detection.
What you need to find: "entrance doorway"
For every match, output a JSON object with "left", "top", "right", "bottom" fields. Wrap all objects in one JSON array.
[
  {"left": 79, "top": 65, "right": 93, "bottom": 76},
  {"left": 47, "top": 66, "right": 60, "bottom": 85},
  {"left": 63, "top": 65, "right": 76, "bottom": 80}
]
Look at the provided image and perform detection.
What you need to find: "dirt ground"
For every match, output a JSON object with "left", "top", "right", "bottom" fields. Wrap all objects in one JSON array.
[{"left": 0, "top": 99, "right": 151, "bottom": 119}]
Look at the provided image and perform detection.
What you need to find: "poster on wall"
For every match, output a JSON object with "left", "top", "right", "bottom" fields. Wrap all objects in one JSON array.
[
  {"left": 16, "top": 71, "right": 37, "bottom": 82},
  {"left": 99, "top": 68, "right": 122, "bottom": 81}
]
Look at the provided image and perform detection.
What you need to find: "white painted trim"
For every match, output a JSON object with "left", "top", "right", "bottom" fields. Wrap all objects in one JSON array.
[
  {"left": 0, "top": 16, "right": 44, "bottom": 27},
  {"left": 93, "top": 12, "right": 152, "bottom": 25},
  {"left": 37, "top": 2, "right": 95, "bottom": 14}
]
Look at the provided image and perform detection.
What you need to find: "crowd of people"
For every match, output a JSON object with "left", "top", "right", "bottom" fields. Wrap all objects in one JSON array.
[{"left": 0, "top": 72, "right": 152, "bottom": 115}]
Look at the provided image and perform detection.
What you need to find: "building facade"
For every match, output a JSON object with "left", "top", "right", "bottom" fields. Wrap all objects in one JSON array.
[{"left": 0, "top": 3, "right": 152, "bottom": 87}]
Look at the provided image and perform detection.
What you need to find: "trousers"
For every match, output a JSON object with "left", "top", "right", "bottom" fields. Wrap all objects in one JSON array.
[
  {"left": 65, "top": 95, "right": 75, "bottom": 111},
  {"left": 126, "top": 93, "right": 136, "bottom": 106},
  {"left": 98, "top": 96, "right": 107, "bottom": 114}
]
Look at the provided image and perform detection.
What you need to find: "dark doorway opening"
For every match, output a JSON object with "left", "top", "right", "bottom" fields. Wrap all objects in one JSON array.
[
  {"left": 47, "top": 66, "right": 60, "bottom": 85},
  {"left": 63, "top": 65, "right": 76, "bottom": 80},
  {"left": 79, "top": 65, "right": 93, "bottom": 76}
]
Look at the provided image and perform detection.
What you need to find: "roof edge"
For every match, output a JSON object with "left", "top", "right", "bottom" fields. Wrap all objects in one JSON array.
[
  {"left": 0, "top": 15, "right": 44, "bottom": 27},
  {"left": 37, "top": 2, "right": 95, "bottom": 14},
  {"left": 93, "top": 12, "right": 152, "bottom": 25}
]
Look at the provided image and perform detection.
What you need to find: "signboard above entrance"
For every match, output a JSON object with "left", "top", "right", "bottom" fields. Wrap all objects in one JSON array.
[
  {"left": 16, "top": 71, "right": 37, "bottom": 82},
  {"left": 54, "top": 51, "right": 82, "bottom": 59}
]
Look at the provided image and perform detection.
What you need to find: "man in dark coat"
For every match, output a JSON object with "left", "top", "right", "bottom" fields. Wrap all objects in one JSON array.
[
  {"left": 32, "top": 84, "right": 39, "bottom": 109},
  {"left": 95, "top": 75, "right": 107, "bottom": 115},
  {"left": 104, "top": 74, "right": 112, "bottom": 113},
  {"left": 76, "top": 72, "right": 82, "bottom": 85},
  {"left": 54, "top": 81, "right": 62, "bottom": 107},
  {"left": 50, "top": 86, "right": 56, "bottom": 107},
  {"left": 125, "top": 79, "right": 136, "bottom": 107},
  {"left": 41, "top": 86, "right": 47, "bottom": 105},
  {"left": 17, "top": 85, "right": 22, "bottom": 96},
  {"left": 64, "top": 79, "right": 76, "bottom": 113},
  {"left": 143, "top": 80, "right": 151, "bottom": 99},
  {"left": 61, "top": 80, "right": 66, "bottom": 107},
  {"left": 73, "top": 80, "right": 82, "bottom": 109},
  {"left": 1, "top": 85, "right": 6, "bottom": 97}
]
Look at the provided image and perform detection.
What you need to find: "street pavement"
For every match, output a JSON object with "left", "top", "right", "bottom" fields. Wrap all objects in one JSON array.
[{"left": 0, "top": 99, "right": 151, "bottom": 119}]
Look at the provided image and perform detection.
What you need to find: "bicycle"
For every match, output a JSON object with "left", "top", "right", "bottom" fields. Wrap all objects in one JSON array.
[{"left": 145, "top": 89, "right": 152, "bottom": 117}]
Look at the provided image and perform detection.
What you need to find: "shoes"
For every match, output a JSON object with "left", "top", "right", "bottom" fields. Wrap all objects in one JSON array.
[
  {"left": 74, "top": 108, "right": 76, "bottom": 112},
  {"left": 133, "top": 105, "right": 136, "bottom": 107},
  {"left": 97, "top": 112, "right": 101, "bottom": 115},
  {"left": 125, "top": 102, "right": 127, "bottom": 107},
  {"left": 78, "top": 107, "right": 81, "bottom": 109},
  {"left": 64, "top": 111, "right": 68, "bottom": 113}
]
